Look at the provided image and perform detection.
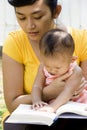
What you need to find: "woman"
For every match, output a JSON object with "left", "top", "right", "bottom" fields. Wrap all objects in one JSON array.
[{"left": 2, "top": 0, "right": 87, "bottom": 130}]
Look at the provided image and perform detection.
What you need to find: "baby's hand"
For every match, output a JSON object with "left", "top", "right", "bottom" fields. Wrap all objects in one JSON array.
[
  {"left": 32, "top": 101, "right": 48, "bottom": 110},
  {"left": 38, "top": 105, "right": 55, "bottom": 113}
]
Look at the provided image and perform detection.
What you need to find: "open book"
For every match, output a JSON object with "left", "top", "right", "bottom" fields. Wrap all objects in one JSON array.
[{"left": 6, "top": 101, "right": 87, "bottom": 126}]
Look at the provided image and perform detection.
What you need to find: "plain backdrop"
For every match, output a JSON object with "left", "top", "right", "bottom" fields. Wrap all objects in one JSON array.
[{"left": 0, "top": 0, "right": 87, "bottom": 46}]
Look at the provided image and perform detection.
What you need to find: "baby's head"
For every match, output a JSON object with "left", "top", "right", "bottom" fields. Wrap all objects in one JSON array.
[
  {"left": 39, "top": 28, "right": 74, "bottom": 57},
  {"left": 39, "top": 29, "right": 75, "bottom": 75}
]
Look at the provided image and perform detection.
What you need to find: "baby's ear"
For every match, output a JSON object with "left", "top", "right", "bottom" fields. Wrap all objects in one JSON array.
[{"left": 71, "top": 56, "right": 78, "bottom": 63}]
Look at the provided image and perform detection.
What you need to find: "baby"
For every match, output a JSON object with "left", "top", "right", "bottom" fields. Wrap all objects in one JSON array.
[{"left": 31, "top": 29, "right": 87, "bottom": 113}]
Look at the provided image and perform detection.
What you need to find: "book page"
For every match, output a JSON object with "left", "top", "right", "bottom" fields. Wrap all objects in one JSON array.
[
  {"left": 12, "top": 104, "right": 56, "bottom": 117},
  {"left": 56, "top": 101, "right": 87, "bottom": 116},
  {"left": 6, "top": 104, "right": 57, "bottom": 126}
]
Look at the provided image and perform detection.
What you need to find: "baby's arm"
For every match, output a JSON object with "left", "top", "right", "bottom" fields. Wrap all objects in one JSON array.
[
  {"left": 42, "top": 71, "right": 72, "bottom": 101},
  {"left": 39, "top": 65, "right": 83, "bottom": 113},
  {"left": 31, "top": 64, "right": 47, "bottom": 109}
]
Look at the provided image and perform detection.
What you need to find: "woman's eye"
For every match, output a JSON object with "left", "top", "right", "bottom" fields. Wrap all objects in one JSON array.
[
  {"left": 18, "top": 17, "right": 26, "bottom": 21},
  {"left": 35, "top": 16, "right": 42, "bottom": 20}
]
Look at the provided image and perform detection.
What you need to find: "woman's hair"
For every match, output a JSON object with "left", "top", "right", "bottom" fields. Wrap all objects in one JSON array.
[
  {"left": 39, "top": 29, "right": 75, "bottom": 56},
  {"left": 8, "top": 0, "right": 57, "bottom": 15}
]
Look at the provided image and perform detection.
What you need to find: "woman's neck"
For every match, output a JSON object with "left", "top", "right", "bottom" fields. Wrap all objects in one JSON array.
[
  {"left": 29, "top": 39, "right": 42, "bottom": 62},
  {"left": 56, "top": 22, "right": 68, "bottom": 32}
]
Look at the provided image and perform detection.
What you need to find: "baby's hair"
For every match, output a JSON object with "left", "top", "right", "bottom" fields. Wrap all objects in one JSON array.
[{"left": 39, "top": 29, "right": 75, "bottom": 56}]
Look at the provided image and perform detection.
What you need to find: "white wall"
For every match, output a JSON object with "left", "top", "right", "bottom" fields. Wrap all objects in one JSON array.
[
  {"left": 0, "top": 0, "right": 18, "bottom": 45},
  {"left": 0, "top": 0, "right": 87, "bottom": 46},
  {"left": 59, "top": 0, "right": 87, "bottom": 29}
]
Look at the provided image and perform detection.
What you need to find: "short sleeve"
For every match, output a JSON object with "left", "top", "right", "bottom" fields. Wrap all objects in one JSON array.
[
  {"left": 3, "top": 31, "right": 24, "bottom": 63},
  {"left": 70, "top": 28, "right": 87, "bottom": 64},
  {"left": 80, "top": 30, "right": 87, "bottom": 61}
]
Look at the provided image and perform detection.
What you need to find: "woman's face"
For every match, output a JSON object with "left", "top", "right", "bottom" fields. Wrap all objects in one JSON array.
[{"left": 15, "top": 1, "right": 57, "bottom": 43}]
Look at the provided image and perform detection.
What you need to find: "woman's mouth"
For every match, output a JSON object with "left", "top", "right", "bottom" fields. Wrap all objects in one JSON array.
[{"left": 28, "top": 32, "right": 39, "bottom": 37}]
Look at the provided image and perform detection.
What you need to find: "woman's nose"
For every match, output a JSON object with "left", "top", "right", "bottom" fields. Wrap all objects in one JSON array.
[{"left": 27, "top": 18, "right": 35, "bottom": 29}]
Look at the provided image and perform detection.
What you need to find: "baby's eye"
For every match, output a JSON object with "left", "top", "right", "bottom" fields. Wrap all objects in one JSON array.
[
  {"left": 49, "top": 73, "right": 55, "bottom": 75},
  {"left": 56, "top": 67, "right": 61, "bottom": 70}
]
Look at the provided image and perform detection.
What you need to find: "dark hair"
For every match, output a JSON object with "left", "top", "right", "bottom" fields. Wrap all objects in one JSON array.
[
  {"left": 39, "top": 29, "right": 75, "bottom": 56},
  {"left": 8, "top": 0, "right": 38, "bottom": 7},
  {"left": 8, "top": 0, "right": 57, "bottom": 15}
]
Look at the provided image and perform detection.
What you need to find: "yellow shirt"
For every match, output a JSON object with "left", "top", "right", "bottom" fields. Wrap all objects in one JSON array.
[
  {"left": 3, "top": 28, "right": 87, "bottom": 93},
  {"left": 70, "top": 27, "right": 87, "bottom": 64},
  {"left": 2, "top": 27, "right": 87, "bottom": 122},
  {"left": 3, "top": 29, "right": 40, "bottom": 94}
]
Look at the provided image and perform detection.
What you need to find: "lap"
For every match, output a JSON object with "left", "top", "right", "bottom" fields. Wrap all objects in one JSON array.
[{"left": 3, "top": 116, "right": 87, "bottom": 130}]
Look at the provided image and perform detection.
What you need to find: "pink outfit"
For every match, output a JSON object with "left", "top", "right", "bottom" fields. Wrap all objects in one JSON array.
[
  {"left": 44, "top": 67, "right": 59, "bottom": 85},
  {"left": 44, "top": 62, "right": 75, "bottom": 85},
  {"left": 43, "top": 63, "right": 87, "bottom": 104}
]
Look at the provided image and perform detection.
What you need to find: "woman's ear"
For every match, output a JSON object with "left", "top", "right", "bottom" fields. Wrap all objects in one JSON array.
[{"left": 53, "top": 5, "right": 62, "bottom": 18}]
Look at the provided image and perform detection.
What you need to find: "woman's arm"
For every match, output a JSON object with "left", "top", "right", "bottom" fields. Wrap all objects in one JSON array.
[
  {"left": 2, "top": 54, "right": 32, "bottom": 113},
  {"left": 80, "top": 60, "right": 87, "bottom": 80}
]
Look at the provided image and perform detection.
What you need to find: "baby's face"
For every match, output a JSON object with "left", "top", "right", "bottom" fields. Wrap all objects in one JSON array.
[{"left": 41, "top": 53, "right": 72, "bottom": 76}]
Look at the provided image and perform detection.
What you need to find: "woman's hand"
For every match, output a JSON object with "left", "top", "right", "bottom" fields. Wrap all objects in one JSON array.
[{"left": 72, "top": 77, "right": 87, "bottom": 99}]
